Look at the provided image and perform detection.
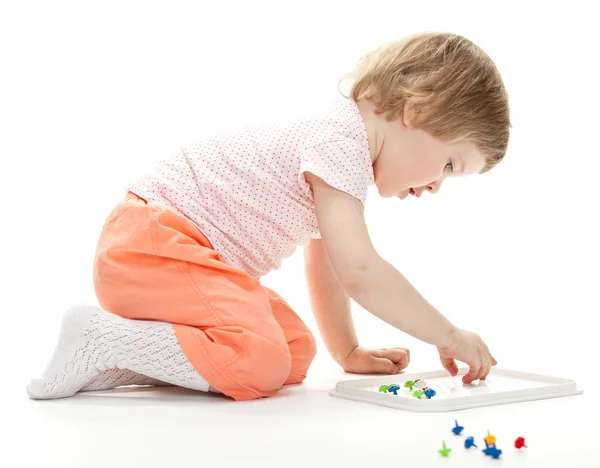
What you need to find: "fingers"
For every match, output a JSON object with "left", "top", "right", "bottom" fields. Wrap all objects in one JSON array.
[
  {"left": 391, "top": 347, "right": 411, "bottom": 362},
  {"left": 478, "top": 350, "right": 491, "bottom": 381},
  {"left": 482, "top": 360, "right": 497, "bottom": 379},
  {"left": 464, "top": 347, "right": 490, "bottom": 383},
  {"left": 374, "top": 357, "right": 400, "bottom": 375},
  {"left": 440, "top": 356, "right": 459, "bottom": 376},
  {"left": 464, "top": 350, "right": 492, "bottom": 383},
  {"left": 481, "top": 344, "right": 497, "bottom": 380},
  {"left": 462, "top": 363, "right": 481, "bottom": 384},
  {"left": 491, "top": 348, "right": 498, "bottom": 366},
  {"left": 380, "top": 348, "right": 410, "bottom": 370}
]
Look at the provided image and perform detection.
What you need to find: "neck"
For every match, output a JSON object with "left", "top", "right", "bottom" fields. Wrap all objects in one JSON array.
[{"left": 355, "top": 98, "right": 383, "bottom": 164}]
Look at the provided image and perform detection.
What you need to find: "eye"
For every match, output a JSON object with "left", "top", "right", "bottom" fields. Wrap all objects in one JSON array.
[{"left": 445, "top": 160, "right": 454, "bottom": 172}]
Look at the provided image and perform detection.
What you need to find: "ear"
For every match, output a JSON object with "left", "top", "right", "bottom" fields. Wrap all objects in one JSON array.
[{"left": 403, "top": 101, "right": 417, "bottom": 129}]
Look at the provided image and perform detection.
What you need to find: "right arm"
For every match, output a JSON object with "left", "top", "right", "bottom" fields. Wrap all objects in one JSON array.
[
  {"left": 304, "top": 172, "right": 495, "bottom": 382},
  {"left": 305, "top": 172, "right": 456, "bottom": 347}
]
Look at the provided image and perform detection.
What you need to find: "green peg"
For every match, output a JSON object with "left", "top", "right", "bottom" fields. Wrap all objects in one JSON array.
[
  {"left": 404, "top": 380, "right": 416, "bottom": 391},
  {"left": 378, "top": 384, "right": 390, "bottom": 393},
  {"left": 439, "top": 441, "right": 452, "bottom": 457},
  {"left": 412, "top": 389, "right": 425, "bottom": 399}
]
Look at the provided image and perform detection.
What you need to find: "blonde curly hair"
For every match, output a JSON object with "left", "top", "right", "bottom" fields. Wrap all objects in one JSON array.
[{"left": 339, "top": 32, "right": 511, "bottom": 174}]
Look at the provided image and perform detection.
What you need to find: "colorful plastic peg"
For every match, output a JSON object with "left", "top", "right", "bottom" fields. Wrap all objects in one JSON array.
[
  {"left": 452, "top": 420, "right": 464, "bottom": 435},
  {"left": 515, "top": 437, "right": 527, "bottom": 449},
  {"left": 482, "top": 441, "right": 494, "bottom": 456},
  {"left": 414, "top": 379, "right": 427, "bottom": 388},
  {"left": 439, "top": 441, "right": 452, "bottom": 457},
  {"left": 464, "top": 436, "right": 477, "bottom": 449},
  {"left": 485, "top": 430, "right": 497, "bottom": 446},
  {"left": 404, "top": 380, "right": 416, "bottom": 391}
]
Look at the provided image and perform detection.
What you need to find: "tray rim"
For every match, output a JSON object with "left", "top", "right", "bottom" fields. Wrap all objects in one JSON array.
[{"left": 329, "top": 367, "right": 583, "bottom": 412}]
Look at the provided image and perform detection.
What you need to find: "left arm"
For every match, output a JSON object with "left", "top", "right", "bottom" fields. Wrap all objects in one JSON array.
[
  {"left": 304, "top": 237, "right": 358, "bottom": 366},
  {"left": 304, "top": 237, "right": 410, "bottom": 374}
]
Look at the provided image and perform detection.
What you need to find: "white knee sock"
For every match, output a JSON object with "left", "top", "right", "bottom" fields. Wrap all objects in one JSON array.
[
  {"left": 81, "top": 369, "right": 172, "bottom": 391},
  {"left": 27, "top": 304, "right": 210, "bottom": 400}
]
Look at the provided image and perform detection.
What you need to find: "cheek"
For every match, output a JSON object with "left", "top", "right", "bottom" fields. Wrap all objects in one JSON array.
[
  {"left": 406, "top": 156, "right": 441, "bottom": 187},
  {"left": 403, "top": 132, "right": 443, "bottom": 184},
  {"left": 381, "top": 154, "right": 403, "bottom": 188},
  {"left": 388, "top": 155, "right": 417, "bottom": 188}
]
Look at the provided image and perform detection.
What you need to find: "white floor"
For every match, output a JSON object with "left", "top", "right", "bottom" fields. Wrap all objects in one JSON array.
[{"left": 4, "top": 360, "right": 596, "bottom": 468}]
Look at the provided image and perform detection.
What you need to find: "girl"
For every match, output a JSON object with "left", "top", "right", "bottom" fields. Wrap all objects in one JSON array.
[{"left": 28, "top": 31, "right": 509, "bottom": 401}]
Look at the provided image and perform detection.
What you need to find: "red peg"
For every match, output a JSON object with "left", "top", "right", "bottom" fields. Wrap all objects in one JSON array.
[{"left": 515, "top": 437, "right": 527, "bottom": 449}]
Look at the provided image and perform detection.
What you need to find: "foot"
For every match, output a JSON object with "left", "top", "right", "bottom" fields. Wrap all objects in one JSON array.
[
  {"left": 27, "top": 304, "right": 106, "bottom": 399},
  {"left": 28, "top": 304, "right": 212, "bottom": 399},
  {"left": 81, "top": 369, "right": 172, "bottom": 392}
]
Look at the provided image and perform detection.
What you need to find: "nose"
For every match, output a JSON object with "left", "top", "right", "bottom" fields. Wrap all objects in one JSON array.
[
  {"left": 429, "top": 182, "right": 441, "bottom": 194},
  {"left": 417, "top": 180, "right": 443, "bottom": 196}
]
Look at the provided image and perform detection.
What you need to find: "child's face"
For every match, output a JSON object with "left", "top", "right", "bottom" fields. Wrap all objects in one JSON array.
[{"left": 359, "top": 100, "right": 487, "bottom": 199}]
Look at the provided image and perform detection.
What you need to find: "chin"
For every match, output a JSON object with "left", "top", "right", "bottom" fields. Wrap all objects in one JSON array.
[{"left": 376, "top": 186, "right": 391, "bottom": 198}]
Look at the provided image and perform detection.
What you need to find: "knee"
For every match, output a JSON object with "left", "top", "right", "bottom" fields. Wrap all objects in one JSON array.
[
  {"left": 223, "top": 332, "right": 293, "bottom": 400},
  {"left": 285, "top": 329, "right": 318, "bottom": 385}
]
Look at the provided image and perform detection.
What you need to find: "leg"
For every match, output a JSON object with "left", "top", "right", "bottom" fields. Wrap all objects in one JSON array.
[
  {"left": 263, "top": 286, "right": 317, "bottom": 385},
  {"left": 92, "top": 193, "right": 292, "bottom": 401},
  {"left": 27, "top": 304, "right": 210, "bottom": 399}
]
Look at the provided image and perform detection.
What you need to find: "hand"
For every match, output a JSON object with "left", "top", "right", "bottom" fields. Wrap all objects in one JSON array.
[
  {"left": 437, "top": 328, "right": 498, "bottom": 384},
  {"left": 341, "top": 346, "right": 410, "bottom": 375}
]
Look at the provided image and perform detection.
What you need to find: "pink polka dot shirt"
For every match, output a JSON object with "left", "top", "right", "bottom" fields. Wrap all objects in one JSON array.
[{"left": 127, "top": 96, "right": 375, "bottom": 279}]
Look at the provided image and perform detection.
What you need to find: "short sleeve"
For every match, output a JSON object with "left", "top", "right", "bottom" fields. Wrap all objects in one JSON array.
[{"left": 298, "top": 140, "right": 374, "bottom": 206}]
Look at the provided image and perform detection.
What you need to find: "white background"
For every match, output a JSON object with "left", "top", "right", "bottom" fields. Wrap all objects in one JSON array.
[{"left": 1, "top": 1, "right": 598, "bottom": 467}]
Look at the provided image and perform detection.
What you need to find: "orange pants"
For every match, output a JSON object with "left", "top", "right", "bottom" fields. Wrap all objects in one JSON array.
[{"left": 93, "top": 192, "right": 317, "bottom": 401}]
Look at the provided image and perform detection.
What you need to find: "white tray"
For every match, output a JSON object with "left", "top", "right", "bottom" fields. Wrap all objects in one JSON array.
[{"left": 329, "top": 368, "right": 582, "bottom": 412}]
